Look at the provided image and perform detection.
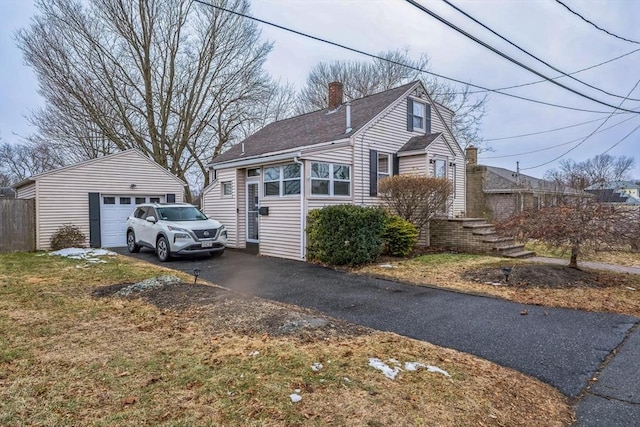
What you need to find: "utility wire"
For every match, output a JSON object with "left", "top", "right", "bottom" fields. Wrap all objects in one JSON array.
[
  {"left": 465, "top": 48, "right": 640, "bottom": 95},
  {"left": 193, "top": 0, "right": 636, "bottom": 115},
  {"left": 405, "top": 0, "right": 639, "bottom": 113},
  {"left": 484, "top": 111, "right": 637, "bottom": 141},
  {"left": 521, "top": 78, "right": 640, "bottom": 170},
  {"left": 555, "top": 0, "right": 640, "bottom": 45},
  {"left": 441, "top": 0, "right": 640, "bottom": 101},
  {"left": 601, "top": 123, "right": 640, "bottom": 154},
  {"left": 481, "top": 115, "right": 640, "bottom": 158}
]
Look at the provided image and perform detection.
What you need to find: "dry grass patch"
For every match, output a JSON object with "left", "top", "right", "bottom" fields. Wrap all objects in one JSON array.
[
  {"left": 0, "top": 252, "right": 573, "bottom": 426},
  {"left": 525, "top": 241, "right": 640, "bottom": 267},
  {"left": 358, "top": 254, "right": 640, "bottom": 316}
]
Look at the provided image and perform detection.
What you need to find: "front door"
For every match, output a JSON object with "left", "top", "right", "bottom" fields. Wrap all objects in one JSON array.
[{"left": 246, "top": 182, "right": 259, "bottom": 243}]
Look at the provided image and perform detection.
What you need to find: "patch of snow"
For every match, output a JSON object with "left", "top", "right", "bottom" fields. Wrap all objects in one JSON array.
[
  {"left": 311, "top": 362, "right": 323, "bottom": 371},
  {"left": 343, "top": 377, "right": 351, "bottom": 383},
  {"left": 249, "top": 351, "right": 260, "bottom": 357},
  {"left": 368, "top": 358, "right": 401, "bottom": 380},
  {"left": 626, "top": 287, "right": 636, "bottom": 291},
  {"left": 289, "top": 393, "right": 302, "bottom": 403},
  {"left": 114, "top": 275, "right": 183, "bottom": 297},
  {"left": 404, "top": 362, "right": 450, "bottom": 377},
  {"left": 378, "top": 264, "right": 396, "bottom": 268},
  {"left": 48, "top": 247, "right": 117, "bottom": 259}
]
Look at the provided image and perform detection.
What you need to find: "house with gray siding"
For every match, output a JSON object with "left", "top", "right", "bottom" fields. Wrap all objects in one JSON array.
[{"left": 202, "top": 81, "right": 466, "bottom": 261}]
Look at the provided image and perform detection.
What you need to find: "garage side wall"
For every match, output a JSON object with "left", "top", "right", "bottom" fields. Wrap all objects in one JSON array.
[{"left": 34, "top": 151, "right": 184, "bottom": 250}]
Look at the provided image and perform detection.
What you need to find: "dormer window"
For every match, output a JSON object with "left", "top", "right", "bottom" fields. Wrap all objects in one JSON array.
[{"left": 407, "top": 98, "right": 431, "bottom": 133}]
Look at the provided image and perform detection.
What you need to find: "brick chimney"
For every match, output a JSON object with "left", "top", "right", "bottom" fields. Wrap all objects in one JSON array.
[
  {"left": 328, "top": 81, "right": 343, "bottom": 110},
  {"left": 466, "top": 145, "right": 478, "bottom": 166}
]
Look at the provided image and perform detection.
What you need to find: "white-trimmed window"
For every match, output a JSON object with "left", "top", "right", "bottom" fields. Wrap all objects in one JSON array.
[
  {"left": 263, "top": 163, "right": 301, "bottom": 197},
  {"left": 222, "top": 181, "right": 233, "bottom": 196},
  {"left": 247, "top": 168, "right": 261, "bottom": 177},
  {"left": 311, "top": 162, "right": 351, "bottom": 196},
  {"left": 377, "top": 153, "right": 391, "bottom": 180},
  {"left": 411, "top": 100, "right": 425, "bottom": 131}
]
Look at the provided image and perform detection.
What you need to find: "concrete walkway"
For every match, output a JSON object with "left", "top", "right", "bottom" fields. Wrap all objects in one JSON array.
[
  {"left": 526, "top": 256, "right": 640, "bottom": 275},
  {"left": 118, "top": 248, "right": 640, "bottom": 426}
]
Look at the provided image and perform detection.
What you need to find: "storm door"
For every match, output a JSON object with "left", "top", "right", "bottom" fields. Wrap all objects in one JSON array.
[{"left": 246, "top": 182, "right": 259, "bottom": 242}]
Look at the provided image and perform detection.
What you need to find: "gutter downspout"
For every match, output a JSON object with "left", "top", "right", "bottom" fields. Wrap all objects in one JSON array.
[{"left": 294, "top": 156, "right": 305, "bottom": 260}]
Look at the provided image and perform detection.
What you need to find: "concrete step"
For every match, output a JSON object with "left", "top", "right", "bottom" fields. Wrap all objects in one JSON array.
[
  {"left": 463, "top": 222, "right": 493, "bottom": 229},
  {"left": 495, "top": 244, "right": 527, "bottom": 254},
  {"left": 503, "top": 250, "right": 536, "bottom": 259},
  {"left": 483, "top": 236, "right": 513, "bottom": 244}
]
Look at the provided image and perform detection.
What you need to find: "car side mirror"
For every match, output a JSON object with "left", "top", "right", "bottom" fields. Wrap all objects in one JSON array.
[{"left": 145, "top": 215, "right": 157, "bottom": 223}]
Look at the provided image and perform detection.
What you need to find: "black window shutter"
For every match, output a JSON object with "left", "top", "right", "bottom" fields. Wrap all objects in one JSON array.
[
  {"left": 166, "top": 193, "right": 176, "bottom": 203},
  {"left": 407, "top": 98, "right": 414, "bottom": 132},
  {"left": 425, "top": 104, "right": 432, "bottom": 134},
  {"left": 88, "top": 193, "right": 101, "bottom": 248},
  {"left": 393, "top": 154, "right": 400, "bottom": 176},
  {"left": 369, "top": 149, "right": 378, "bottom": 197}
]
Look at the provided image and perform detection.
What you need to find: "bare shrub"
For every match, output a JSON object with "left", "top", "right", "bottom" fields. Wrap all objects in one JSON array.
[{"left": 50, "top": 224, "right": 86, "bottom": 250}]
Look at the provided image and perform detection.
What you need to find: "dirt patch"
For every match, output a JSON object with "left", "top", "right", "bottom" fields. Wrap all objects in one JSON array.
[
  {"left": 463, "top": 264, "right": 618, "bottom": 289},
  {"left": 93, "top": 281, "right": 370, "bottom": 341}
]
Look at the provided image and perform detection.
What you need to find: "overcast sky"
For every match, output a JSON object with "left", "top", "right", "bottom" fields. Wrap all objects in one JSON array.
[{"left": 1, "top": 0, "right": 639, "bottom": 179}]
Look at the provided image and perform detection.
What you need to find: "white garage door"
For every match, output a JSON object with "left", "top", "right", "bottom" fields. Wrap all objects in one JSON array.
[{"left": 100, "top": 195, "right": 164, "bottom": 247}]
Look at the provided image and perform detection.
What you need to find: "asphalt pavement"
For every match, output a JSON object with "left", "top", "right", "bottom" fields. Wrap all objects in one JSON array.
[{"left": 117, "top": 248, "right": 640, "bottom": 426}]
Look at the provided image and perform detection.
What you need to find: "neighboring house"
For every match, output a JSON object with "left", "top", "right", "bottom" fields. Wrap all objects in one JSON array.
[
  {"left": 14, "top": 149, "right": 186, "bottom": 250},
  {"left": 0, "top": 187, "right": 16, "bottom": 198},
  {"left": 202, "top": 80, "right": 466, "bottom": 261},
  {"left": 465, "top": 146, "right": 583, "bottom": 221},
  {"left": 585, "top": 181, "right": 640, "bottom": 205}
]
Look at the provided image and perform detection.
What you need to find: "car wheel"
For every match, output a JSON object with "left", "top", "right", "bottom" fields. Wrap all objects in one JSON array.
[
  {"left": 210, "top": 249, "right": 225, "bottom": 257},
  {"left": 156, "top": 236, "right": 171, "bottom": 262},
  {"left": 126, "top": 231, "right": 140, "bottom": 253}
]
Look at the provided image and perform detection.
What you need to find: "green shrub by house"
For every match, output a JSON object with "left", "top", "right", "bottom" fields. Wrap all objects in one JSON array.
[
  {"left": 307, "top": 205, "right": 386, "bottom": 266},
  {"left": 50, "top": 224, "right": 86, "bottom": 250},
  {"left": 382, "top": 214, "right": 418, "bottom": 257}
]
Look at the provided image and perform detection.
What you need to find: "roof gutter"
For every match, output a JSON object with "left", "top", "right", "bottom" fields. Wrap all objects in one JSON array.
[{"left": 210, "top": 151, "right": 302, "bottom": 170}]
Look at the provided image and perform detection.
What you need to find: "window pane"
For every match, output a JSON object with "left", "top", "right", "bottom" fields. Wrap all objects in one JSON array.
[
  {"left": 311, "top": 162, "right": 329, "bottom": 178},
  {"left": 264, "top": 181, "right": 280, "bottom": 196},
  {"left": 311, "top": 179, "right": 329, "bottom": 195},
  {"left": 435, "top": 159, "right": 446, "bottom": 178},
  {"left": 149, "top": 197, "right": 160, "bottom": 203},
  {"left": 413, "top": 101, "right": 424, "bottom": 116},
  {"left": 413, "top": 115, "right": 423, "bottom": 129},
  {"left": 222, "top": 182, "right": 232, "bottom": 195},
  {"left": 135, "top": 197, "right": 146, "bottom": 204},
  {"left": 283, "top": 163, "right": 301, "bottom": 179},
  {"left": 264, "top": 167, "right": 280, "bottom": 182},
  {"left": 247, "top": 168, "right": 261, "bottom": 177},
  {"left": 120, "top": 197, "right": 131, "bottom": 204},
  {"left": 334, "top": 181, "right": 350, "bottom": 196},
  {"left": 333, "top": 165, "right": 350, "bottom": 180},
  {"left": 103, "top": 197, "right": 115, "bottom": 204},
  {"left": 378, "top": 154, "right": 389, "bottom": 174},
  {"left": 284, "top": 180, "right": 300, "bottom": 195}
]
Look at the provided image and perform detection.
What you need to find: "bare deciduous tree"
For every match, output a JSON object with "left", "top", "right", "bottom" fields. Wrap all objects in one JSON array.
[
  {"left": 378, "top": 175, "right": 453, "bottom": 234},
  {"left": 17, "top": 0, "right": 283, "bottom": 200},
  {"left": 496, "top": 197, "right": 638, "bottom": 268},
  {"left": 297, "top": 49, "right": 489, "bottom": 151},
  {"left": 544, "top": 154, "right": 635, "bottom": 190},
  {"left": 0, "top": 138, "right": 65, "bottom": 184}
]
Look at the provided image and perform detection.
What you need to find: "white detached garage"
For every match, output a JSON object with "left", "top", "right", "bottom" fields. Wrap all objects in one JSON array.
[{"left": 14, "top": 149, "right": 186, "bottom": 250}]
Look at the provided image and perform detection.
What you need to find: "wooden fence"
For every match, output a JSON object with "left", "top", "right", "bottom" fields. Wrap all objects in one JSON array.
[{"left": 0, "top": 199, "right": 35, "bottom": 253}]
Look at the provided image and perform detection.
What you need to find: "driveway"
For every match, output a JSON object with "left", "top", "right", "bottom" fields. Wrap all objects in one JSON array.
[{"left": 118, "top": 248, "right": 640, "bottom": 426}]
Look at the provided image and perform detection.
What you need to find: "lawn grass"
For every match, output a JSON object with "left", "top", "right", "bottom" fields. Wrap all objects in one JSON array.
[
  {"left": 358, "top": 253, "right": 640, "bottom": 316},
  {"left": 525, "top": 241, "right": 640, "bottom": 267},
  {"left": 0, "top": 252, "right": 573, "bottom": 426}
]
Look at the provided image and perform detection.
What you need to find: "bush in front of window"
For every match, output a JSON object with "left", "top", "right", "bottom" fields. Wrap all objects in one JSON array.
[
  {"left": 50, "top": 224, "right": 87, "bottom": 250},
  {"left": 306, "top": 205, "right": 386, "bottom": 266},
  {"left": 381, "top": 214, "right": 418, "bottom": 257}
]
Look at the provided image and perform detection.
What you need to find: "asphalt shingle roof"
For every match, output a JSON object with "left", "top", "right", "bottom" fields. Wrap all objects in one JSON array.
[
  {"left": 398, "top": 133, "right": 442, "bottom": 152},
  {"left": 213, "top": 81, "right": 418, "bottom": 164}
]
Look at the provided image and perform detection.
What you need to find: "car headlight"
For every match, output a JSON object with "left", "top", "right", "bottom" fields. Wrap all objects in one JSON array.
[
  {"left": 167, "top": 225, "right": 189, "bottom": 233},
  {"left": 174, "top": 233, "right": 190, "bottom": 239}
]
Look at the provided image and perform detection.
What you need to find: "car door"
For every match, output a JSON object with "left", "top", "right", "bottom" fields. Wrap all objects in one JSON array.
[{"left": 138, "top": 206, "right": 157, "bottom": 246}]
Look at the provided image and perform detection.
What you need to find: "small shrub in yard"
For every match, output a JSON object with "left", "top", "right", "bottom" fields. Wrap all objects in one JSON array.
[
  {"left": 382, "top": 214, "right": 418, "bottom": 257},
  {"left": 307, "top": 205, "right": 386, "bottom": 266},
  {"left": 50, "top": 224, "right": 86, "bottom": 250}
]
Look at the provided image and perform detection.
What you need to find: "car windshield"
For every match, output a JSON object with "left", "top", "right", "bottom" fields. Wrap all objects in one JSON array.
[{"left": 156, "top": 206, "right": 208, "bottom": 221}]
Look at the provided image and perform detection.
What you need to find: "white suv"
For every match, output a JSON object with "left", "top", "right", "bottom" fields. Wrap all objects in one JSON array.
[{"left": 126, "top": 203, "right": 227, "bottom": 262}]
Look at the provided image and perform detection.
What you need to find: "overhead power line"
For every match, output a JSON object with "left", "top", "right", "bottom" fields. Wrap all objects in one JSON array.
[
  {"left": 484, "top": 111, "right": 638, "bottom": 141},
  {"left": 480, "top": 115, "right": 640, "bottom": 158},
  {"left": 405, "top": 0, "right": 639, "bottom": 113},
  {"left": 555, "top": 0, "right": 640, "bottom": 45},
  {"left": 601, "top": 123, "right": 640, "bottom": 154},
  {"left": 521, "top": 78, "right": 640, "bottom": 171},
  {"left": 194, "top": 0, "right": 636, "bottom": 115},
  {"left": 440, "top": 0, "right": 640, "bottom": 101}
]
